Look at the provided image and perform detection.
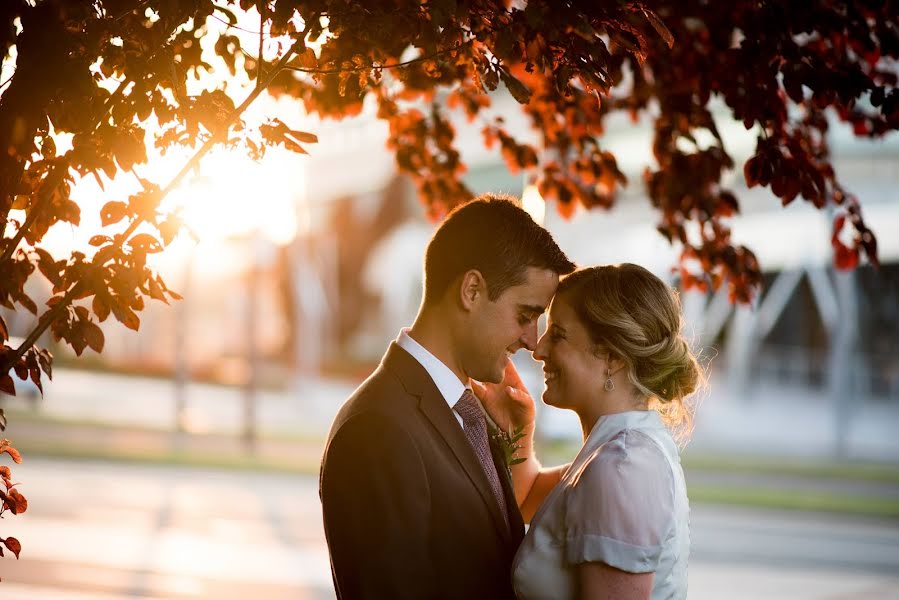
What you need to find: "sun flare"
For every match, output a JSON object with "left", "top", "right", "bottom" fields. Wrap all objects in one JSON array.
[{"left": 162, "top": 148, "right": 303, "bottom": 246}]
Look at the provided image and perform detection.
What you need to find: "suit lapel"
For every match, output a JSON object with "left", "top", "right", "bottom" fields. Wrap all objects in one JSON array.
[{"left": 383, "top": 343, "right": 511, "bottom": 542}]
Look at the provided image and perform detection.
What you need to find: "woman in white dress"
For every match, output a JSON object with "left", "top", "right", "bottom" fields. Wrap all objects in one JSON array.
[{"left": 475, "top": 264, "right": 701, "bottom": 600}]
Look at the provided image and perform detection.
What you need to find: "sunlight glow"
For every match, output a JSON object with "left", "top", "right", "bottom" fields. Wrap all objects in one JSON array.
[
  {"left": 521, "top": 183, "right": 546, "bottom": 225},
  {"left": 4, "top": 4, "right": 314, "bottom": 280},
  {"left": 162, "top": 148, "right": 301, "bottom": 246}
]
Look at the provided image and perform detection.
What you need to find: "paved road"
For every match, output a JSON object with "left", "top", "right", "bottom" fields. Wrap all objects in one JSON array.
[{"left": 2, "top": 458, "right": 898, "bottom": 599}]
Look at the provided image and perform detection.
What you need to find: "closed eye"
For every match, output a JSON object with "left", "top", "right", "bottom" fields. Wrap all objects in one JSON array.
[
  {"left": 518, "top": 304, "right": 545, "bottom": 326},
  {"left": 518, "top": 309, "right": 542, "bottom": 325},
  {"left": 548, "top": 325, "right": 566, "bottom": 342},
  {"left": 518, "top": 313, "right": 538, "bottom": 326}
]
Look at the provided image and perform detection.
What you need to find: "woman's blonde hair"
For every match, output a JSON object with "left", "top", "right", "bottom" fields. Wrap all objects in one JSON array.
[{"left": 556, "top": 264, "right": 704, "bottom": 443}]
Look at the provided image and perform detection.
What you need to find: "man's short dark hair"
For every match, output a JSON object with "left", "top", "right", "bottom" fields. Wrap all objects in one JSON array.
[{"left": 423, "top": 193, "right": 576, "bottom": 304}]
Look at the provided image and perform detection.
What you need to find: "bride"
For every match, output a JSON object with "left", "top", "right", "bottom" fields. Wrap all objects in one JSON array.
[{"left": 475, "top": 264, "right": 701, "bottom": 600}]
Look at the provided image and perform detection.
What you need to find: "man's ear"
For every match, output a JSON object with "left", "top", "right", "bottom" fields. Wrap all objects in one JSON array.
[{"left": 459, "top": 269, "right": 486, "bottom": 311}]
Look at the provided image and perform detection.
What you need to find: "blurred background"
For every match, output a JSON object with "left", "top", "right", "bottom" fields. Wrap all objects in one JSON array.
[{"left": 1, "top": 73, "right": 898, "bottom": 600}]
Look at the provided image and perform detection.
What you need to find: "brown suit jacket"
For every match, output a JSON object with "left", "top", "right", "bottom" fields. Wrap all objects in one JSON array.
[{"left": 320, "top": 343, "right": 526, "bottom": 599}]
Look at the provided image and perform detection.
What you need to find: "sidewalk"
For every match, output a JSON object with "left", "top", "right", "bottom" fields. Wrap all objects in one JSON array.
[
  {"left": 4, "top": 416, "right": 326, "bottom": 473},
  {"left": 4, "top": 406, "right": 899, "bottom": 519}
]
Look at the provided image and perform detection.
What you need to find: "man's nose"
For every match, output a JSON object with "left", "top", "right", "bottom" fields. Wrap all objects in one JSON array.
[{"left": 520, "top": 320, "right": 539, "bottom": 352}]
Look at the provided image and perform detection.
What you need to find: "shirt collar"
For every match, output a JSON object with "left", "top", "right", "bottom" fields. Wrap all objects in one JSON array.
[
  {"left": 584, "top": 410, "right": 666, "bottom": 448},
  {"left": 396, "top": 328, "right": 468, "bottom": 410}
]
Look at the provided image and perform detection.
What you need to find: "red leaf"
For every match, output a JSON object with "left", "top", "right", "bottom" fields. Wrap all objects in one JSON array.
[
  {"left": 127, "top": 233, "right": 162, "bottom": 254},
  {"left": 84, "top": 323, "right": 105, "bottom": 353},
  {"left": 499, "top": 68, "right": 531, "bottom": 104},
  {"left": 743, "top": 156, "right": 760, "bottom": 187},
  {"left": 29, "top": 367, "right": 43, "bottom": 396},
  {"left": 112, "top": 304, "right": 141, "bottom": 331},
  {"left": 0, "top": 444, "right": 22, "bottom": 464},
  {"left": 640, "top": 7, "right": 674, "bottom": 48},
  {"left": 2, "top": 536, "right": 22, "bottom": 558},
  {"left": 158, "top": 216, "right": 181, "bottom": 246},
  {"left": 832, "top": 213, "right": 846, "bottom": 243},
  {"left": 0, "top": 375, "right": 14, "bottom": 396},
  {"left": 834, "top": 241, "right": 859, "bottom": 271},
  {"left": 13, "top": 362, "right": 27, "bottom": 381},
  {"left": 6, "top": 489, "right": 26, "bottom": 515},
  {"left": 100, "top": 201, "right": 129, "bottom": 227},
  {"left": 93, "top": 294, "right": 111, "bottom": 322},
  {"left": 89, "top": 235, "right": 111, "bottom": 247}
]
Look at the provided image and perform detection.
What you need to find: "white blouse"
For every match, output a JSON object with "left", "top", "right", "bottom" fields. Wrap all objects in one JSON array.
[{"left": 512, "top": 410, "right": 689, "bottom": 600}]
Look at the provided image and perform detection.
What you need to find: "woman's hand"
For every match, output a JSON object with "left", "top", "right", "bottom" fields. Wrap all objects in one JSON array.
[
  {"left": 471, "top": 359, "right": 535, "bottom": 434},
  {"left": 472, "top": 359, "right": 554, "bottom": 515}
]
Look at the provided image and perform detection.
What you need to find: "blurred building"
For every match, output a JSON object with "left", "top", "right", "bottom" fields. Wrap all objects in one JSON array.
[{"left": 27, "top": 90, "right": 893, "bottom": 460}]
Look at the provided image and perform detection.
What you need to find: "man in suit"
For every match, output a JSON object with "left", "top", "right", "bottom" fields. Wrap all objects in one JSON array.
[{"left": 320, "top": 194, "right": 575, "bottom": 599}]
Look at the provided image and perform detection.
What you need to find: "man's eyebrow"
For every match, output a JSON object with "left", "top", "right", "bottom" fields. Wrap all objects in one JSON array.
[{"left": 518, "top": 303, "right": 546, "bottom": 316}]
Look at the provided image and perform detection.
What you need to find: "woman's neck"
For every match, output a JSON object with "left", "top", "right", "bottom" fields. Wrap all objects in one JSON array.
[{"left": 577, "top": 394, "right": 650, "bottom": 440}]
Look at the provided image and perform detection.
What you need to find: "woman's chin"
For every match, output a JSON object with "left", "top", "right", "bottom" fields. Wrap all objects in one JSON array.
[{"left": 541, "top": 390, "right": 562, "bottom": 409}]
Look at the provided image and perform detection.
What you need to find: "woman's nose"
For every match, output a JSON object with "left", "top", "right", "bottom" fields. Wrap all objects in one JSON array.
[{"left": 533, "top": 332, "right": 549, "bottom": 361}]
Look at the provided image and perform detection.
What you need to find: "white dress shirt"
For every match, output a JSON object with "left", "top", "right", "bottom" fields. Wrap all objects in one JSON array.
[{"left": 396, "top": 329, "right": 467, "bottom": 429}]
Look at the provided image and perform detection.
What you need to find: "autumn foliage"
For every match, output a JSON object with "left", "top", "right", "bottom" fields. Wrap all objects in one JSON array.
[
  {"left": 0, "top": 437, "right": 24, "bottom": 573},
  {"left": 0, "top": 0, "right": 897, "bottom": 576}
]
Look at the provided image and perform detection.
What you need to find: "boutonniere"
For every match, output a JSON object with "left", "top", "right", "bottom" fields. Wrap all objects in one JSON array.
[{"left": 488, "top": 422, "right": 527, "bottom": 475}]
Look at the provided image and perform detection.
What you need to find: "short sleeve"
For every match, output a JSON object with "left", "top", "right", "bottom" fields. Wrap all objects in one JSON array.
[{"left": 563, "top": 429, "right": 675, "bottom": 573}]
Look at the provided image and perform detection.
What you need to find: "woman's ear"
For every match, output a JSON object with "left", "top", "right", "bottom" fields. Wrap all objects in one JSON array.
[
  {"left": 458, "top": 269, "right": 486, "bottom": 311},
  {"left": 593, "top": 347, "right": 625, "bottom": 373},
  {"left": 607, "top": 352, "right": 627, "bottom": 376}
]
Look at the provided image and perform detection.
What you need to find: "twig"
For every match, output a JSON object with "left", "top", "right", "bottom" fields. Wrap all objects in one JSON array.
[
  {"left": 208, "top": 13, "right": 276, "bottom": 37},
  {"left": 0, "top": 165, "right": 66, "bottom": 264},
  {"left": 2, "top": 282, "right": 81, "bottom": 374},
  {"left": 114, "top": 0, "right": 154, "bottom": 21},
  {"left": 118, "top": 38, "right": 302, "bottom": 243},
  {"left": 280, "top": 42, "right": 472, "bottom": 75},
  {"left": 257, "top": 1, "right": 266, "bottom": 85},
  {"left": 0, "top": 69, "right": 15, "bottom": 93}
]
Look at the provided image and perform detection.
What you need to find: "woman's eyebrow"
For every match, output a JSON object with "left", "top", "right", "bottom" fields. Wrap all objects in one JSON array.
[{"left": 549, "top": 322, "right": 566, "bottom": 334}]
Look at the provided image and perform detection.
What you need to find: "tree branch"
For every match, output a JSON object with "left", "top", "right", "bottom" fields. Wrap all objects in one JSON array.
[
  {"left": 279, "top": 42, "right": 472, "bottom": 75},
  {"left": 1, "top": 281, "right": 82, "bottom": 374},
  {"left": 256, "top": 1, "right": 266, "bottom": 86},
  {"left": 0, "top": 164, "right": 66, "bottom": 264}
]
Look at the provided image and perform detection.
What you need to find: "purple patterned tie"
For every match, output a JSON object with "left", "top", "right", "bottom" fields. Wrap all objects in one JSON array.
[{"left": 454, "top": 389, "right": 510, "bottom": 529}]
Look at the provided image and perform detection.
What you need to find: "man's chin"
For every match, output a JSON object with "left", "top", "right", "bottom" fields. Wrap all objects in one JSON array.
[
  {"left": 476, "top": 366, "right": 505, "bottom": 385},
  {"left": 483, "top": 371, "right": 504, "bottom": 385}
]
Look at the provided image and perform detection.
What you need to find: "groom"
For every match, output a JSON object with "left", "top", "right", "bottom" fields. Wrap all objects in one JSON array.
[{"left": 320, "top": 194, "right": 575, "bottom": 599}]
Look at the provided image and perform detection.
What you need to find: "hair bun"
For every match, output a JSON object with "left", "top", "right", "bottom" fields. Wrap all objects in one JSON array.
[{"left": 650, "top": 337, "right": 699, "bottom": 403}]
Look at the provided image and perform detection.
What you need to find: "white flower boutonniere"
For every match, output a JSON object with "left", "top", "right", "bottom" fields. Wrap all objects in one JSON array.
[{"left": 488, "top": 422, "right": 526, "bottom": 476}]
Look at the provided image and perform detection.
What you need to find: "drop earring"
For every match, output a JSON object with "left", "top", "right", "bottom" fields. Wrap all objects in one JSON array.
[{"left": 604, "top": 368, "right": 615, "bottom": 392}]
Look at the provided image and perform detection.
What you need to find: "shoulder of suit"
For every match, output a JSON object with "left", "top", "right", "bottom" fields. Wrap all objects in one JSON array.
[{"left": 328, "top": 366, "right": 419, "bottom": 440}]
